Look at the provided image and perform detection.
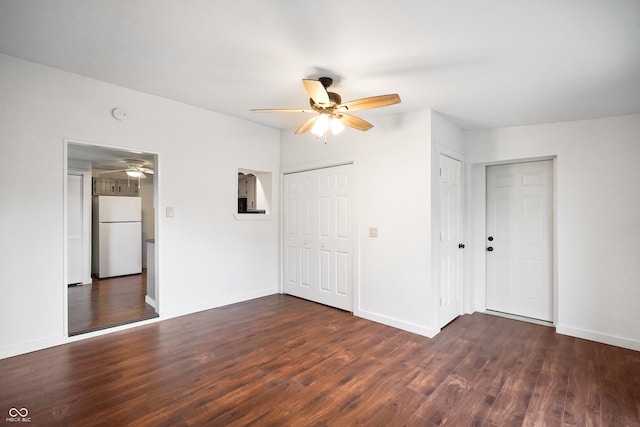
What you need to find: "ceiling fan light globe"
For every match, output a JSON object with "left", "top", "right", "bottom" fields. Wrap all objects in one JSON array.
[
  {"left": 311, "top": 114, "right": 330, "bottom": 136},
  {"left": 330, "top": 117, "right": 345, "bottom": 135},
  {"left": 126, "top": 170, "right": 143, "bottom": 178}
]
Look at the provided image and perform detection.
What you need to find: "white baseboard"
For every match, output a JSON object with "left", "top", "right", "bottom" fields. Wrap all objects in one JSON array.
[
  {"left": 160, "top": 287, "right": 279, "bottom": 320},
  {"left": 0, "top": 316, "right": 164, "bottom": 360},
  {"left": 1, "top": 288, "right": 279, "bottom": 360},
  {"left": 556, "top": 324, "right": 640, "bottom": 352},
  {"left": 145, "top": 295, "right": 157, "bottom": 309},
  {"left": 354, "top": 308, "right": 439, "bottom": 338},
  {"left": 0, "top": 335, "right": 67, "bottom": 360},
  {"left": 472, "top": 303, "right": 486, "bottom": 313}
]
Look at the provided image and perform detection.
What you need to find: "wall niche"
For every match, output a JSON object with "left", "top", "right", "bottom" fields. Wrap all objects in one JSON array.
[{"left": 237, "top": 168, "right": 271, "bottom": 216}]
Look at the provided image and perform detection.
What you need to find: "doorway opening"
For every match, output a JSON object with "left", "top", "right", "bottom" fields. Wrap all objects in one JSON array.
[{"left": 66, "top": 141, "right": 159, "bottom": 335}]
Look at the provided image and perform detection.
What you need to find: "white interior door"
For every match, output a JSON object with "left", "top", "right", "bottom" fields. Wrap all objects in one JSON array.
[
  {"left": 439, "top": 155, "right": 464, "bottom": 327},
  {"left": 67, "top": 174, "right": 83, "bottom": 285},
  {"left": 283, "top": 164, "right": 353, "bottom": 311},
  {"left": 486, "top": 160, "right": 553, "bottom": 321}
]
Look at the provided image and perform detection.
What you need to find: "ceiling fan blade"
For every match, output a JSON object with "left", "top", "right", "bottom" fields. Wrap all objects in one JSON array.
[
  {"left": 251, "top": 108, "right": 315, "bottom": 113},
  {"left": 338, "top": 94, "right": 401, "bottom": 112},
  {"left": 141, "top": 168, "right": 154, "bottom": 174},
  {"left": 99, "top": 169, "right": 127, "bottom": 175},
  {"left": 295, "top": 116, "right": 319, "bottom": 134},
  {"left": 338, "top": 113, "right": 374, "bottom": 131},
  {"left": 302, "top": 79, "right": 330, "bottom": 106}
]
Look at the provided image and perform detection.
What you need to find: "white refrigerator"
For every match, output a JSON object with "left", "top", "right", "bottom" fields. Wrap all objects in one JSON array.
[{"left": 92, "top": 196, "right": 142, "bottom": 278}]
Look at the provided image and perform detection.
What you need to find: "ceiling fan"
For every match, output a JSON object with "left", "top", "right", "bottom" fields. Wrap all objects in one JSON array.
[
  {"left": 251, "top": 77, "right": 401, "bottom": 142},
  {"left": 99, "top": 159, "right": 154, "bottom": 179}
]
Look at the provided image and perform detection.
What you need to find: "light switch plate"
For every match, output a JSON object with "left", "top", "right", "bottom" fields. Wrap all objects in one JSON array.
[
  {"left": 166, "top": 207, "right": 174, "bottom": 218},
  {"left": 369, "top": 227, "right": 378, "bottom": 238}
]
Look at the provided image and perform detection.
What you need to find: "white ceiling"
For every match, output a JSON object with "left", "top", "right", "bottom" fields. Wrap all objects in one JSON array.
[
  {"left": 1, "top": 0, "right": 639, "bottom": 132},
  {"left": 68, "top": 143, "right": 155, "bottom": 171}
]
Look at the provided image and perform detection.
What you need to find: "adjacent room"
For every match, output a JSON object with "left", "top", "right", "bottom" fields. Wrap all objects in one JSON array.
[
  {"left": 66, "top": 143, "right": 159, "bottom": 335},
  {"left": 1, "top": 1, "right": 639, "bottom": 425}
]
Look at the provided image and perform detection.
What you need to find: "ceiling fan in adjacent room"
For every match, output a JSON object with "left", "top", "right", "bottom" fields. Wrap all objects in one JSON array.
[
  {"left": 99, "top": 159, "right": 154, "bottom": 184},
  {"left": 251, "top": 77, "right": 401, "bottom": 142}
]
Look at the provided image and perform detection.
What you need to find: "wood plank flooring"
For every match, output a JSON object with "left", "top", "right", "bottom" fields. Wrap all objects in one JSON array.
[
  {"left": 2, "top": 294, "right": 639, "bottom": 426},
  {"left": 68, "top": 269, "right": 158, "bottom": 336}
]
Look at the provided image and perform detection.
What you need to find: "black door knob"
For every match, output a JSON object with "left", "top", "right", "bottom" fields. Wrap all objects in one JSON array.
[
  {"left": 459, "top": 243, "right": 465, "bottom": 249},
  {"left": 487, "top": 246, "right": 494, "bottom": 252}
]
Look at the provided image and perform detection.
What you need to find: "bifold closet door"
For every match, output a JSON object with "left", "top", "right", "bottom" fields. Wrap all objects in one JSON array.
[{"left": 283, "top": 165, "right": 353, "bottom": 311}]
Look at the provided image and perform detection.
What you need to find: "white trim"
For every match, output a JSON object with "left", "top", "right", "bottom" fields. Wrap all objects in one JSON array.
[
  {"left": 280, "top": 155, "right": 360, "bottom": 175},
  {"left": 471, "top": 156, "right": 558, "bottom": 326},
  {"left": 485, "top": 309, "right": 554, "bottom": 327},
  {"left": 160, "top": 287, "right": 278, "bottom": 320},
  {"left": 434, "top": 143, "right": 465, "bottom": 163},
  {"left": 63, "top": 142, "right": 69, "bottom": 336},
  {"left": 557, "top": 324, "right": 640, "bottom": 352},
  {"left": 145, "top": 295, "right": 157, "bottom": 310},
  {"left": 354, "top": 308, "right": 439, "bottom": 338},
  {"left": 0, "top": 316, "right": 162, "bottom": 360},
  {"left": 1, "top": 288, "right": 278, "bottom": 360}
]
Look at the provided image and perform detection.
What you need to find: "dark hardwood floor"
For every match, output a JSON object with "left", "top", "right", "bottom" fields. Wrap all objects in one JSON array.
[
  {"left": 68, "top": 269, "right": 158, "bottom": 336},
  {"left": 3, "top": 294, "right": 639, "bottom": 426}
]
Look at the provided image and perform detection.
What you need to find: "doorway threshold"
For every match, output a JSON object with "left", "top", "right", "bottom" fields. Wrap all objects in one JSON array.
[
  {"left": 485, "top": 310, "right": 554, "bottom": 327},
  {"left": 69, "top": 312, "right": 159, "bottom": 337}
]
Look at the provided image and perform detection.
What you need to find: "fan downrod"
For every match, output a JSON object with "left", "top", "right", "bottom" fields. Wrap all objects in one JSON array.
[{"left": 318, "top": 77, "right": 333, "bottom": 89}]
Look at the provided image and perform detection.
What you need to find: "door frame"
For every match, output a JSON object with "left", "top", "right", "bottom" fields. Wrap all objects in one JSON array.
[
  {"left": 63, "top": 139, "right": 161, "bottom": 336},
  {"left": 279, "top": 156, "right": 361, "bottom": 313},
  {"left": 468, "top": 156, "right": 558, "bottom": 326},
  {"left": 433, "top": 146, "right": 466, "bottom": 329}
]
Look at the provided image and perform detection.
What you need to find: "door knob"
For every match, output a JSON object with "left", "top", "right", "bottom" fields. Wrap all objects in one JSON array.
[
  {"left": 458, "top": 243, "right": 465, "bottom": 249},
  {"left": 488, "top": 236, "right": 494, "bottom": 241},
  {"left": 487, "top": 246, "right": 494, "bottom": 252}
]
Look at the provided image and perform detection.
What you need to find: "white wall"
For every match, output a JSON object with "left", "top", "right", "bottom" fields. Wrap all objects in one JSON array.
[
  {"left": 465, "top": 114, "right": 640, "bottom": 351},
  {"left": 0, "top": 54, "right": 280, "bottom": 358},
  {"left": 281, "top": 110, "right": 440, "bottom": 336},
  {"left": 3, "top": 49, "right": 636, "bottom": 357}
]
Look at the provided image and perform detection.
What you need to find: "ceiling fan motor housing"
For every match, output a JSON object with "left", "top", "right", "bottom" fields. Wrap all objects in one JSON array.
[
  {"left": 308, "top": 77, "right": 342, "bottom": 109},
  {"left": 310, "top": 92, "right": 342, "bottom": 109}
]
